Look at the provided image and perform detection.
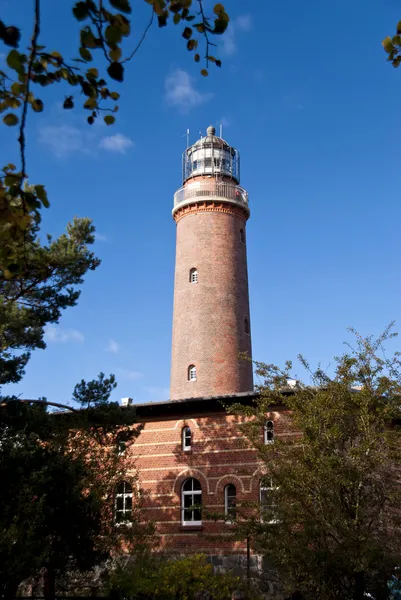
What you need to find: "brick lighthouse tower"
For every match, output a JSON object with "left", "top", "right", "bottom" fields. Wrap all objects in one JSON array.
[{"left": 170, "top": 126, "right": 253, "bottom": 400}]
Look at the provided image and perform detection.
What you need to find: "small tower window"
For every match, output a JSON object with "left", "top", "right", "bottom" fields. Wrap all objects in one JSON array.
[
  {"left": 182, "top": 426, "right": 192, "bottom": 451},
  {"left": 264, "top": 420, "right": 274, "bottom": 444},
  {"left": 244, "top": 317, "right": 250, "bottom": 335},
  {"left": 224, "top": 484, "right": 237, "bottom": 522},
  {"left": 188, "top": 364, "right": 197, "bottom": 381},
  {"left": 189, "top": 268, "right": 198, "bottom": 284},
  {"left": 240, "top": 228, "right": 245, "bottom": 244}
]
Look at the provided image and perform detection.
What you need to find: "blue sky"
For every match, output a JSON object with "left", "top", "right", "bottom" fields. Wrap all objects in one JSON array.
[{"left": 2, "top": 0, "right": 401, "bottom": 405}]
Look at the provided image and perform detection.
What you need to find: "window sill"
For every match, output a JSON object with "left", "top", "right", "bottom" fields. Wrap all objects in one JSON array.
[{"left": 180, "top": 525, "right": 203, "bottom": 532}]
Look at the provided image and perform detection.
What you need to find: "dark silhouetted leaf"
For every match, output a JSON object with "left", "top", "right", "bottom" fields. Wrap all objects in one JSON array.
[
  {"left": 200, "top": 69, "right": 208, "bottom": 77},
  {"left": 104, "top": 115, "right": 115, "bottom": 125},
  {"left": 107, "top": 62, "right": 124, "bottom": 82},
  {"left": 187, "top": 39, "right": 196, "bottom": 51},
  {"left": 79, "top": 47, "right": 93, "bottom": 61},
  {"left": 158, "top": 14, "right": 167, "bottom": 27},
  {"left": 194, "top": 53, "right": 200, "bottom": 62},
  {"left": 182, "top": 27, "right": 192, "bottom": 39},
  {"left": 31, "top": 99, "right": 44, "bottom": 112},
  {"left": 73, "top": 2, "right": 89, "bottom": 20},
  {"left": 110, "top": 0, "right": 132, "bottom": 14},
  {"left": 0, "top": 22, "right": 21, "bottom": 47},
  {"left": 63, "top": 96, "right": 74, "bottom": 109}
]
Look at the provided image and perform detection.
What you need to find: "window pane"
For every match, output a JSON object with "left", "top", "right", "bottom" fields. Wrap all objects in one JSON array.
[
  {"left": 192, "top": 479, "right": 201, "bottom": 491},
  {"left": 183, "top": 508, "right": 193, "bottom": 522},
  {"left": 184, "top": 494, "right": 193, "bottom": 509},
  {"left": 116, "top": 496, "right": 123, "bottom": 511},
  {"left": 125, "top": 496, "right": 132, "bottom": 510},
  {"left": 183, "top": 478, "right": 193, "bottom": 492}
]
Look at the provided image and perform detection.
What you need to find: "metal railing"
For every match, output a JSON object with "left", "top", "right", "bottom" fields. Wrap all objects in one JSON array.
[{"left": 174, "top": 181, "right": 248, "bottom": 208}]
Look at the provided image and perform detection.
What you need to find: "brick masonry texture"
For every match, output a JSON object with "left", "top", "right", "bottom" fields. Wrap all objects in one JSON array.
[
  {"left": 125, "top": 405, "right": 293, "bottom": 556},
  {"left": 170, "top": 201, "right": 253, "bottom": 400}
]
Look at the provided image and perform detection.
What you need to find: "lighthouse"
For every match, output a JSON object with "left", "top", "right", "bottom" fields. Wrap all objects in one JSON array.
[{"left": 170, "top": 126, "right": 253, "bottom": 400}]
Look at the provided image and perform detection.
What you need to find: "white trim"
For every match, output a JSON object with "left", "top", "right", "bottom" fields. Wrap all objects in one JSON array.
[
  {"left": 188, "top": 364, "right": 197, "bottom": 381},
  {"left": 181, "top": 477, "right": 202, "bottom": 525},
  {"left": 182, "top": 426, "right": 192, "bottom": 451}
]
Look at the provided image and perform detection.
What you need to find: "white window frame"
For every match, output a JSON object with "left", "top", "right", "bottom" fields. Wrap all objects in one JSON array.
[
  {"left": 188, "top": 364, "right": 197, "bottom": 382},
  {"left": 264, "top": 420, "right": 274, "bottom": 444},
  {"left": 260, "top": 479, "right": 278, "bottom": 524},
  {"left": 181, "top": 478, "right": 202, "bottom": 526},
  {"left": 189, "top": 268, "right": 198, "bottom": 284},
  {"left": 182, "top": 426, "right": 192, "bottom": 451},
  {"left": 224, "top": 483, "right": 237, "bottom": 523},
  {"left": 115, "top": 481, "right": 133, "bottom": 526}
]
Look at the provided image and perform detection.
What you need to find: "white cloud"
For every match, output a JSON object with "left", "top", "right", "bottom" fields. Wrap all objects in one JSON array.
[
  {"left": 98, "top": 133, "right": 133, "bottom": 153},
  {"left": 106, "top": 339, "right": 120, "bottom": 354},
  {"left": 95, "top": 233, "right": 108, "bottom": 242},
  {"left": 115, "top": 368, "right": 143, "bottom": 381},
  {"left": 38, "top": 124, "right": 92, "bottom": 158},
  {"left": 165, "top": 69, "right": 213, "bottom": 112},
  {"left": 221, "top": 14, "right": 252, "bottom": 57},
  {"left": 45, "top": 325, "right": 84, "bottom": 343},
  {"left": 236, "top": 14, "right": 253, "bottom": 32}
]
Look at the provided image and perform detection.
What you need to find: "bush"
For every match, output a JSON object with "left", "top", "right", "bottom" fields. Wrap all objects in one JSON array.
[{"left": 107, "top": 552, "right": 248, "bottom": 600}]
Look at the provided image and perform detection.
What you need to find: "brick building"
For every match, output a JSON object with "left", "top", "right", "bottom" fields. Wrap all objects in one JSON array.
[{"left": 123, "top": 127, "right": 278, "bottom": 565}]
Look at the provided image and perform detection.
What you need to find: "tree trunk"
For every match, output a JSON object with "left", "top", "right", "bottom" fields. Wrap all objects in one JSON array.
[{"left": 43, "top": 568, "right": 56, "bottom": 600}]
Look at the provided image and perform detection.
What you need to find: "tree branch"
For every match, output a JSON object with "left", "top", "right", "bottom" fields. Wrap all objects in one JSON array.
[{"left": 122, "top": 8, "right": 154, "bottom": 64}]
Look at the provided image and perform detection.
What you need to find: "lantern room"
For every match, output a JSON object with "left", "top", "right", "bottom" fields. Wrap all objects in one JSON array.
[{"left": 182, "top": 125, "right": 240, "bottom": 184}]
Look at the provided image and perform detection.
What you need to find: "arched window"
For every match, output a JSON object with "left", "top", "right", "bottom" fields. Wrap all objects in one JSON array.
[
  {"left": 182, "top": 426, "right": 192, "bottom": 451},
  {"left": 189, "top": 268, "right": 198, "bottom": 284},
  {"left": 240, "top": 228, "right": 245, "bottom": 244},
  {"left": 182, "top": 478, "right": 202, "bottom": 525},
  {"left": 260, "top": 478, "right": 277, "bottom": 524},
  {"left": 244, "top": 317, "right": 250, "bottom": 335},
  {"left": 264, "top": 420, "right": 274, "bottom": 444},
  {"left": 224, "top": 484, "right": 237, "bottom": 522},
  {"left": 115, "top": 481, "right": 133, "bottom": 524},
  {"left": 188, "top": 364, "right": 197, "bottom": 381}
]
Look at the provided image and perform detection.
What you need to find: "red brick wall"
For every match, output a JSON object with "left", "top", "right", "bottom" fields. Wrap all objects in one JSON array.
[
  {"left": 170, "top": 203, "right": 253, "bottom": 400},
  {"left": 126, "top": 407, "right": 290, "bottom": 555}
]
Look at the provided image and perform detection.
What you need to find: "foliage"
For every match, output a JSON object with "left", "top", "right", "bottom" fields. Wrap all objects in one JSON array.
[
  {"left": 107, "top": 552, "right": 247, "bottom": 600},
  {"left": 0, "top": 373, "right": 141, "bottom": 598},
  {"left": 233, "top": 326, "right": 401, "bottom": 600},
  {"left": 0, "top": 212, "right": 100, "bottom": 386},
  {"left": 0, "top": 0, "right": 229, "bottom": 276},
  {"left": 383, "top": 21, "right": 401, "bottom": 68}
]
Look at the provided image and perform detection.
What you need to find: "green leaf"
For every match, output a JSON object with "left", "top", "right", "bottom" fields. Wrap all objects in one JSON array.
[
  {"left": 84, "top": 98, "right": 97, "bottom": 109},
  {"left": 397, "top": 21, "right": 401, "bottom": 34},
  {"left": 107, "top": 62, "right": 124, "bottom": 82},
  {"left": 11, "top": 82, "right": 23, "bottom": 96},
  {"left": 7, "top": 49, "right": 23, "bottom": 73},
  {"left": 31, "top": 99, "right": 44, "bottom": 112},
  {"left": 200, "top": 69, "right": 208, "bottom": 77},
  {"left": 34, "top": 185, "right": 49, "bottom": 208},
  {"left": 79, "top": 47, "right": 93, "bottom": 61},
  {"left": 109, "top": 91, "right": 120, "bottom": 100},
  {"left": 195, "top": 23, "right": 205, "bottom": 33},
  {"left": 382, "top": 36, "right": 394, "bottom": 53},
  {"left": 213, "top": 17, "right": 229, "bottom": 34},
  {"left": 7, "top": 163, "right": 16, "bottom": 171},
  {"left": 104, "top": 115, "right": 115, "bottom": 125},
  {"left": 173, "top": 13, "right": 181, "bottom": 25},
  {"left": 73, "top": 2, "right": 89, "bottom": 20},
  {"left": 3, "top": 113, "right": 19, "bottom": 126},
  {"left": 208, "top": 55, "right": 216, "bottom": 63},
  {"left": 87, "top": 67, "right": 99, "bottom": 78},
  {"left": 182, "top": 27, "right": 192, "bottom": 40},
  {"left": 105, "top": 25, "right": 122, "bottom": 45},
  {"left": 213, "top": 3, "right": 225, "bottom": 15},
  {"left": 109, "top": 47, "right": 122, "bottom": 62},
  {"left": 110, "top": 0, "right": 132, "bottom": 14},
  {"left": 194, "top": 53, "right": 200, "bottom": 63},
  {"left": 187, "top": 39, "right": 197, "bottom": 51}
]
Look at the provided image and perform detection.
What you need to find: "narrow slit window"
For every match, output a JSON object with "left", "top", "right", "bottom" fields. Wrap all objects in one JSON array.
[
  {"left": 224, "top": 484, "right": 237, "bottom": 522},
  {"left": 189, "top": 268, "right": 198, "bottom": 284},
  {"left": 182, "top": 426, "right": 192, "bottom": 451},
  {"left": 264, "top": 420, "right": 274, "bottom": 444},
  {"left": 244, "top": 317, "right": 250, "bottom": 335},
  {"left": 114, "top": 481, "right": 133, "bottom": 525},
  {"left": 188, "top": 364, "right": 197, "bottom": 381},
  {"left": 240, "top": 228, "right": 245, "bottom": 244},
  {"left": 260, "top": 479, "right": 278, "bottom": 524}
]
